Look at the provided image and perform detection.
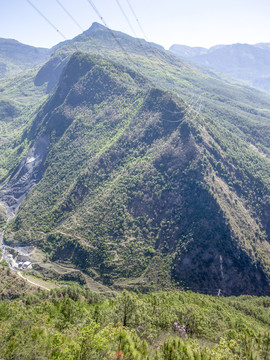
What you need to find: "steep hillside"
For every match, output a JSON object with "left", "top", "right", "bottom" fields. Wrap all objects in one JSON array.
[
  {"left": 0, "top": 44, "right": 50, "bottom": 185},
  {"left": 0, "top": 38, "right": 50, "bottom": 78},
  {"left": 0, "top": 68, "right": 49, "bottom": 185},
  {"left": 0, "top": 262, "right": 36, "bottom": 299},
  {"left": 1, "top": 24, "right": 270, "bottom": 295},
  {"left": 1, "top": 48, "right": 269, "bottom": 295},
  {"left": 170, "top": 43, "right": 270, "bottom": 93},
  {"left": 33, "top": 22, "right": 166, "bottom": 92}
]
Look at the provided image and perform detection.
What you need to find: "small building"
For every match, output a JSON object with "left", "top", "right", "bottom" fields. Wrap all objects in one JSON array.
[{"left": 22, "top": 261, "right": 31, "bottom": 269}]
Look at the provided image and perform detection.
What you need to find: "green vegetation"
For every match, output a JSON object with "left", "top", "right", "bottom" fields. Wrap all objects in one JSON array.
[
  {"left": 1, "top": 24, "right": 270, "bottom": 295},
  {"left": 0, "top": 68, "right": 48, "bottom": 183},
  {"left": 0, "top": 263, "right": 36, "bottom": 299},
  {"left": 0, "top": 288, "right": 269, "bottom": 359},
  {"left": 1, "top": 23, "right": 270, "bottom": 359},
  {"left": 0, "top": 204, "right": 7, "bottom": 231},
  {"left": 170, "top": 42, "right": 270, "bottom": 94},
  {"left": 4, "top": 50, "right": 270, "bottom": 295},
  {"left": 0, "top": 38, "right": 50, "bottom": 78}
]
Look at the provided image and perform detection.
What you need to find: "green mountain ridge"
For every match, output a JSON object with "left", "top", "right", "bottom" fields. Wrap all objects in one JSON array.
[
  {"left": 33, "top": 22, "right": 166, "bottom": 93},
  {"left": 1, "top": 24, "right": 270, "bottom": 295},
  {"left": 0, "top": 37, "right": 51, "bottom": 78}
]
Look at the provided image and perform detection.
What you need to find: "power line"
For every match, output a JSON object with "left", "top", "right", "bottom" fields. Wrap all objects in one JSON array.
[
  {"left": 78, "top": 2, "right": 200, "bottom": 124},
  {"left": 25, "top": 0, "right": 67, "bottom": 41},
  {"left": 54, "top": 0, "right": 106, "bottom": 56},
  {"left": 123, "top": 0, "right": 177, "bottom": 80},
  {"left": 115, "top": 0, "right": 137, "bottom": 37},
  {"left": 86, "top": 0, "right": 108, "bottom": 27},
  {"left": 56, "top": 0, "right": 107, "bottom": 55},
  {"left": 55, "top": 0, "right": 84, "bottom": 32},
  {"left": 84, "top": 0, "right": 186, "bottom": 121},
  {"left": 125, "top": 0, "right": 147, "bottom": 40},
  {"left": 182, "top": 287, "right": 225, "bottom": 296},
  {"left": 85, "top": 0, "right": 137, "bottom": 68},
  {"left": 118, "top": 0, "right": 173, "bottom": 78},
  {"left": 124, "top": 0, "right": 181, "bottom": 73},
  {"left": 115, "top": 0, "right": 150, "bottom": 59},
  {"left": 54, "top": 0, "right": 102, "bottom": 54},
  {"left": 26, "top": 0, "right": 198, "bottom": 123}
]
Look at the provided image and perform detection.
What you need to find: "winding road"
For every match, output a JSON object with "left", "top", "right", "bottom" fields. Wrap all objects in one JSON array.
[{"left": 17, "top": 271, "right": 50, "bottom": 291}]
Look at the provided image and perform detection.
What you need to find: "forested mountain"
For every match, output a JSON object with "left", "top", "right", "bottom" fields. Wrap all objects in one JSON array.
[
  {"left": 170, "top": 42, "right": 270, "bottom": 93},
  {"left": 0, "top": 23, "right": 270, "bottom": 296},
  {"left": 0, "top": 38, "right": 51, "bottom": 78}
]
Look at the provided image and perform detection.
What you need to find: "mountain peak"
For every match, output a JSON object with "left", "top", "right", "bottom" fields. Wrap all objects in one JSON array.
[{"left": 83, "top": 22, "right": 107, "bottom": 35}]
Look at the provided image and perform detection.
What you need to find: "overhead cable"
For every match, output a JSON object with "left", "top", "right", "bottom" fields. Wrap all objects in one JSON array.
[
  {"left": 115, "top": 0, "right": 150, "bottom": 59},
  {"left": 115, "top": 0, "right": 137, "bottom": 37},
  {"left": 25, "top": 0, "right": 67, "bottom": 41},
  {"left": 85, "top": 0, "right": 136, "bottom": 68},
  {"left": 86, "top": 0, "right": 108, "bottom": 26},
  {"left": 124, "top": 0, "right": 172, "bottom": 75},
  {"left": 125, "top": 0, "right": 147, "bottom": 40},
  {"left": 55, "top": 0, "right": 84, "bottom": 32}
]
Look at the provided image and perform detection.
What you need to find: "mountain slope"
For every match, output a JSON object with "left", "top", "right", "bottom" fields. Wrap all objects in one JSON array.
[
  {"left": 1, "top": 50, "right": 269, "bottom": 295},
  {"left": 169, "top": 44, "right": 207, "bottom": 57},
  {"left": 1, "top": 25, "right": 270, "bottom": 295},
  {"left": 0, "top": 38, "right": 51, "bottom": 78},
  {"left": 170, "top": 43, "right": 270, "bottom": 93},
  {"left": 0, "top": 67, "right": 49, "bottom": 185},
  {"left": 33, "top": 22, "right": 166, "bottom": 92}
]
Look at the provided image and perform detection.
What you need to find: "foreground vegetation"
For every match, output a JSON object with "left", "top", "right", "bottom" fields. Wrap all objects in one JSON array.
[
  {"left": 0, "top": 263, "right": 37, "bottom": 300},
  {"left": 0, "top": 286, "right": 269, "bottom": 359}
]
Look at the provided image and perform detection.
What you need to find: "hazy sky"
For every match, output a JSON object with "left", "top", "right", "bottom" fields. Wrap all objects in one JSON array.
[{"left": 1, "top": 0, "right": 270, "bottom": 49}]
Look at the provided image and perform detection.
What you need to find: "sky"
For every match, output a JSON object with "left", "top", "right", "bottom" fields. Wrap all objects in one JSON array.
[{"left": 0, "top": 0, "right": 270, "bottom": 50}]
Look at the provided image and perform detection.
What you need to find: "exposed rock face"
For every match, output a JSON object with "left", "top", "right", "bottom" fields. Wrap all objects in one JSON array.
[{"left": 0, "top": 134, "right": 49, "bottom": 215}]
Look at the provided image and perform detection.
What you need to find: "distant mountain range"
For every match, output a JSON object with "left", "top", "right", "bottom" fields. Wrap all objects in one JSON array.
[
  {"left": 0, "top": 23, "right": 270, "bottom": 295},
  {"left": 0, "top": 38, "right": 51, "bottom": 78},
  {"left": 170, "top": 42, "right": 270, "bottom": 93},
  {"left": 2, "top": 32, "right": 270, "bottom": 95}
]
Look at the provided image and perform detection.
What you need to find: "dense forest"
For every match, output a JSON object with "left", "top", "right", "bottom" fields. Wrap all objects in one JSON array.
[
  {"left": 0, "top": 275, "right": 270, "bottom": 359},
  {"left": 2, "top": 46, "right": 270, "bottom": 295}
]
